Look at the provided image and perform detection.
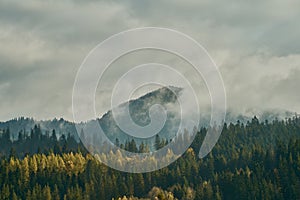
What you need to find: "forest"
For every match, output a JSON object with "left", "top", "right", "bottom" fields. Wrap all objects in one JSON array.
[{"left": 0, "top": 116, "right": 299, "bottom": 199}]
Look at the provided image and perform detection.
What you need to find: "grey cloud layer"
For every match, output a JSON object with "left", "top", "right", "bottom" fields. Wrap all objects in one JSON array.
[{"left": 0, "top": 0, "right": 299, "bottom": 121}]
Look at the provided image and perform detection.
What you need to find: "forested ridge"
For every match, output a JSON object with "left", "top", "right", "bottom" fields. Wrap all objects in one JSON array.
[{"left": 0, "top": 116, "right": 299, "bottom": 199}]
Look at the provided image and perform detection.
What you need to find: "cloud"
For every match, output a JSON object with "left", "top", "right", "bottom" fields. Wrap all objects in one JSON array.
[
  {"left": 0, "top": 0, "right": 299, "bottom": 121},
  {"left": 221, "top": 53, "right": 300, "bottom": 113}
]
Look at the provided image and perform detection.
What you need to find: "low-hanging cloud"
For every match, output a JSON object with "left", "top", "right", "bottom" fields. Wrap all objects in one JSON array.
[{"left": 0, "top": 0, "right": 299, "bottom": 121}]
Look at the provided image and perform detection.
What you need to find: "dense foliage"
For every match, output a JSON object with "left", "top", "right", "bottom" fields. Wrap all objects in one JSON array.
[{"left": 0, "top": 116, "right": 299, "bottom": 199}]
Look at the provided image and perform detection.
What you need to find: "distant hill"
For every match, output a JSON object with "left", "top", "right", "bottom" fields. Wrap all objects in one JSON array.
[{"left": 0, "top": 117, "right": 77, "bottom": 141}]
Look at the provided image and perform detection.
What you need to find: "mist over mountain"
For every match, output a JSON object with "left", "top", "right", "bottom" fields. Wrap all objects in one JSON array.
[
  {"left": 0, "top": 86, "right": 297, "bottom": 144},
  {"left": 0, "top": 86, "right": 183, "bottom": 146},
  {"left": 95, "top": 86, "right": 182, "bottom": 146},
  {"left": 225, "top": 109, "right": 296, "bottom": 124}
]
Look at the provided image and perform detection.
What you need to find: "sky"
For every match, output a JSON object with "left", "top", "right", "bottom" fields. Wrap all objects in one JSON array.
[{"left": 0, "top": 0, "right": 300, "bottom": 121}]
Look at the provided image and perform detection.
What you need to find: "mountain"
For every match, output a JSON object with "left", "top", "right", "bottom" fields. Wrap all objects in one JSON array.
[
  {"left": 0, "top": 86, "right": 297, "bottom": 145},
  {"left": 0, "top": 86, "right": 183, "bottom": 146},
  {"left": 81, "top": 86, "right": 183, "bottom": 149}
]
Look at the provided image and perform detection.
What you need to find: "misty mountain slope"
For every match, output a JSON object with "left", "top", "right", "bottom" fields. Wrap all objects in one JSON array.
[
  {"left": 0, "top": 86, "right": 297, "bottom": 146},
  {"left": 94, "top": 86, "right": 183, "bottom": 146},
  {"left": 0, "top": 86, "right": 183, "bottom": 147}
]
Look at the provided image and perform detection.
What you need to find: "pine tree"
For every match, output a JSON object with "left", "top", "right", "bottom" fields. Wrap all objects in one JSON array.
[{"left": 43, "top": 185, "right": 52, "bottom": 200}]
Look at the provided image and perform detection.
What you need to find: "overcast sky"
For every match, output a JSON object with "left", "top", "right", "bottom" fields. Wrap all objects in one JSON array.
[{"left": 0, "top": 0, "right": 300, "bottom": 121}]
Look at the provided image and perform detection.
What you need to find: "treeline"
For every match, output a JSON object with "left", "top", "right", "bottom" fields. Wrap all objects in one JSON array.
[
  {"left": 0, "top": 125, "right": 85, "bottom": 157},
  {"left": 0, "top": 116, "right": 299, "bottom": 199},
  {"left": 0, "top": 125, "right": 171, "bottom": 157}
]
